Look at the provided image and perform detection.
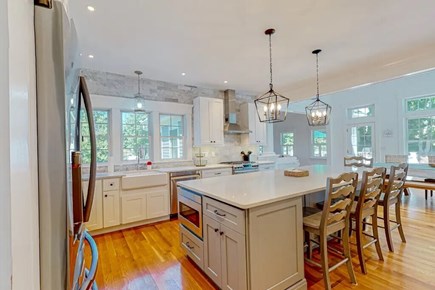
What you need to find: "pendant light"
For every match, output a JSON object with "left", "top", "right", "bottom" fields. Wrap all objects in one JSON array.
[
  {"left": 305, "top": 49, "right": 332, "bottom": 126},
  {"left": 134, "top": 70, "right": 146, "bottom": 112},
  {"left": 254, "top": 28, "right": 289, "bottom": 123}
]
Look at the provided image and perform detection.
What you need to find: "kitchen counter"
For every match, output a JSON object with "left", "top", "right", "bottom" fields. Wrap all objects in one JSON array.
[
  {"left": 178, "top": 165, "right": 356, "bottom": 209},
  {"left": 156, "top": 163, "right": 232, "bottom": 173}
]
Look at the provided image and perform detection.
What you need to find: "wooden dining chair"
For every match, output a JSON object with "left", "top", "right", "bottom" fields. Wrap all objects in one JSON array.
[
  {"left": 350, "top": 167, "right": 386, "bottom": 274},
  {"left": 378, "top": 163, "right": 408, "bottom": 252},
  {"left": 304, "top": 172, "right": 358, "bottom": 290},
  {"left": 344, "top": 156, "right": 373, "bottom": 168}
]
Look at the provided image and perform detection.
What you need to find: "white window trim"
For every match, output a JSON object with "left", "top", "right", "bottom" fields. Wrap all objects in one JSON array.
[
  {"left": 311, "top": 129, "right": 327, "bottom": 159},
  {"left": 346, "top": 104, "right": 375, "bottom": 122},
  {"left": 280, "top": 132, "right": 294, "bottom": 156},
  {"left": 120, "top": 110, "right": 152, "bottom": 162},
  {"left": 90, "top": 94, "right": 193, "bottom": 164}
]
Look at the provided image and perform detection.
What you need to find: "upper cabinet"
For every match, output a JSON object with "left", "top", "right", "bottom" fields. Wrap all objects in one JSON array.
[
  {"left": 194, "top": 97, "right": 224, "bottom": 146},
  {"left": 241, "top": 103, "right": 267, "bottom": 146}
]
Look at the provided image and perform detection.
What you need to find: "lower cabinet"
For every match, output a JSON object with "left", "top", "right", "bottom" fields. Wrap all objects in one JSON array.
[
  {"left": 147, "top": 189, "right": 169, "bottom": 219},
  {"left": 83, "top": 180, "right": 103, "bottom": 231},
  {"left": 203, "top": 215, "right": 247, "bottom": 290},
  {"left": 121, "top": 193, "right": 147, "bottom": 224},
  {"left": 103, "top": 190, "right": 120, "bottom": 227}
]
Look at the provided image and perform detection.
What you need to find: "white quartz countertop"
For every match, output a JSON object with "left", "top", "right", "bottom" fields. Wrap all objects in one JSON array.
[
  {"left": 157, "top": 163, "right": 232, "bottom": 173},
  {"left": 83, "top": 170, "right": 167, "bottom": 180},
  {"left": 178, "top": 165, "right": 360, "bottom": 209}
]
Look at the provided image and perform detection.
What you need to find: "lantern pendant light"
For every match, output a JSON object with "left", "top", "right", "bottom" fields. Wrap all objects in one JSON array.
[
  {"left": 134, "top": 70, "right": 146, "bottom": 112},
  {"left": 305, "top": 49, "right": 332, "bottom": 126},
  {"left": 254, "top": 28, "right": 289, "bottom": 123}
]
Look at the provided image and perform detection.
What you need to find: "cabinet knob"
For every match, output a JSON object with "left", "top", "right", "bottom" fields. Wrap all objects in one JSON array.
[
  {"left": 110, "top": 183, "right": 113, "bottom": 186},
  {"left": 220, "top": 231, "right": 224, "bottom": 236},
  {"left": 214, "top": 228, "right": 219, "bottom": 233},
  {"left": 104, "top": 194, "right": 108, "bottom": 197}
]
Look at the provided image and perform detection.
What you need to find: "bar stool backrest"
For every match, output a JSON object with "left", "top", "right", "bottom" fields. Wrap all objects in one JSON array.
[
  {"left": 356, "top": 167, "right": 386, "bottom": 215},
  {"left": 385, "top": 163, "right": 408, "bottom": 201},
  {"left": 344, "top": 156, "right": 373, "bottom": 168},
  {"left": 321, "top": 172, "right": 359, "bottom": 231}
]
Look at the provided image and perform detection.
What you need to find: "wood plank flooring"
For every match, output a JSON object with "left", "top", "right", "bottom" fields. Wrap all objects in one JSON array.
[{"left": 86, "top": 189, "right": 435, "bottom": 289}]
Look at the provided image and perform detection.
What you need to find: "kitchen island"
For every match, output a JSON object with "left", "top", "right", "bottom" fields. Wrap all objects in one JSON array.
[{"left": 178, "top": 165, "right": 351, "bottom": 290}]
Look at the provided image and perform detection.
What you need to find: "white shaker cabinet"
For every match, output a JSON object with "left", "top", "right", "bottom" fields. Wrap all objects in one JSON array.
[
  {"left": 241, "top": 103, "right": 267, "bottom": 146},
  {"left": 121, "top": 193, "right": 147, "bottom": 224},
  {"left": 194, "top": 97, "right": 224, "bottom": 146},
  {"left": 82, "top": 179, "right": 103, "bottom": 231},
  {"left": 203, "top": 211, "right": 247, "bottom": 290},
  {"left": 103, "top": 190, "right": 120, "bottom": 227},
  {"left": 146, "top": 189, "right": 169, "bottom": 219}
]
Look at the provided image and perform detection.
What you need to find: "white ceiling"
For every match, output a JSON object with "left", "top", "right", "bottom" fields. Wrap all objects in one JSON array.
[{"left": 69, "top": 0, "right": 435, "bottom": 101}]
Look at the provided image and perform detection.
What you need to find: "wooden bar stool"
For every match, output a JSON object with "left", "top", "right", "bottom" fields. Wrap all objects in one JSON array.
[
  {"left": 424, "top": 178, "right": 435, "bottom": 200},
  {"left": 344, "top": 156, "right": 373, "bottom": 168},
  {"left": 378, "top": 163, "right": 408, "bottom": 252},
  {"left": 349, "top": 167, "right": 386, "bottom": 274},
  {"left": 304, "top": 172, "right": 358, "bottom": 290}
]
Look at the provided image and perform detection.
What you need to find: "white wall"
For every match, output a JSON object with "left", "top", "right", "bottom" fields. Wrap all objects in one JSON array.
[
  {"left": 290, "top": 68, "right": 435, "bottom": 170},
  {"left": 6, "top": 0, "right": 40, "bottom": 289},
  {"left": 0, "top": 0, "right": 12, "bottom": 288}
]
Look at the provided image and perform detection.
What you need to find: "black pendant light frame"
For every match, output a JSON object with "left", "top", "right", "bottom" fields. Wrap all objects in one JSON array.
[
  {"left": 254, "top": 28, "right": 289, "bottom": 123},
  {"left": 305, "top": 49, "right": 332, "bottom": 126}
]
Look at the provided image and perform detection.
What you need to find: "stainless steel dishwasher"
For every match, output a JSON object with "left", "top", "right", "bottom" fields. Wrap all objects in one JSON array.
[{"left": 169, "top": 170, "right": 201, "bottom": 218}]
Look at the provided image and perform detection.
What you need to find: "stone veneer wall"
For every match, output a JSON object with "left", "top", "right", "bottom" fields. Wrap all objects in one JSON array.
[{"left": 80, "top": 69, "right": 259, "bottom": 171}]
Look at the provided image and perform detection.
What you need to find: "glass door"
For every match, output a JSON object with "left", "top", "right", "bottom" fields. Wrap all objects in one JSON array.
[{"left": 346, "top": 123, "right": 375, "bottom": 159}]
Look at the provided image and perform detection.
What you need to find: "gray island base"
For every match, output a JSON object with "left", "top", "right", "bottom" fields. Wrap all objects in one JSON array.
[{"left": 177, "top": 165, "right": 345, "bottom": 290}]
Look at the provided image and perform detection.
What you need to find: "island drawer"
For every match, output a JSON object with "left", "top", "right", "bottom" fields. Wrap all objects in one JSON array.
[
  {"left": 201, "top": 168, "right": 232, "bottom": 179},
  {"left": 103, "top": 178, "right": 120, "bottom": 191},
  {"left": 180, "top": 225, "right": 204, "bottom": 270},
  {"left": 203, "top": 196, "right": 245, "bottom": 235}
]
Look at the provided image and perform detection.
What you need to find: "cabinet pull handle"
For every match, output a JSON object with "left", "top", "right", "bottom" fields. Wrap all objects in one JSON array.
[
  {"left": 220, "top": 231, "right": 224, "bottom": 236},
  {"left": 186, "top": 242, "right": 194, "bottom": 250},
  {"left": 215, "top": 172, "right": 221, "bottom": 175},
  {"left": 214, "top": 210, "right": 226, "bottom": 217}
]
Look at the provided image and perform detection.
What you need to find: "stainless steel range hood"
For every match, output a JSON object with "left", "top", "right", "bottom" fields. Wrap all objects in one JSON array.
[{"left": 224, "top": 89, "right": 252, "bottom": 134}]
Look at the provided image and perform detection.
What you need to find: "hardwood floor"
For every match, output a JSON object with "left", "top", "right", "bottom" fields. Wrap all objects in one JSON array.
[{"left": 87, "top": 189, "right": 435, "bottom": 290}]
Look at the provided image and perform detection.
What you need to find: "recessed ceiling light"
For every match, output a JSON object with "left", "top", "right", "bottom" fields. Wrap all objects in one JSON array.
[
  {"left": 224, "top": 80, "right": 228, "bottom": 84},
  {"left": 87, "top": 6, "right": 95, "bottom": 12},
  {"left": 181, "top": 72, "right": 186, "bottom": 76},
  {"left": 88, "top": 54, "right": 94, "bottom": 59}
]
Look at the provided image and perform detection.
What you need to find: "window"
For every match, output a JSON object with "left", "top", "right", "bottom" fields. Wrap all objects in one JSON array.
[
  {"left": 406, "top": 117, "right": 435, "bottom": 162},
  {"left": 80, "top": 110, "right": 110, "bottom": 163},
  {"left": 121, "top": 111, "right": 150, "bottom": 161},
  {"left": 348, "top": 105, "right": 375, "bottom": 119},
  {"left": 160, "top": 114, "right": 184, "bottom": 160},
  {"left": 406, "top": 96, "right": 435, "bottom": 112},
  {"left": 281, "top": 132, "right": 294, "bottom": 156},
  {"left": 312, "top": 130, "right": 327, "bottom": 158}
]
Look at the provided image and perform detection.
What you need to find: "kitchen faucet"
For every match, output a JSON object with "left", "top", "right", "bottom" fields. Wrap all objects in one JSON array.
[{"left": 137, "top": 146, "right": 143, "bottom": 170}]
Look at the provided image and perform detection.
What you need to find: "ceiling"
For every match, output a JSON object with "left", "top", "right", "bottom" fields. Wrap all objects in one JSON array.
[{"left": 69, "top": 0, "right": 435, "bottom": 101}]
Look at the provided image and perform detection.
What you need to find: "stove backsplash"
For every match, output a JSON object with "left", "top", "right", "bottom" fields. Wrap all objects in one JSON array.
[{"left": 195, "top": 144, "right": 259, "bottom": 164}]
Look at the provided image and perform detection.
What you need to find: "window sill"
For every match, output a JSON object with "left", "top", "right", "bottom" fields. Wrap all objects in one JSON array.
[{"left": 310, "top": 157, "right": 327, "bottom": 160}]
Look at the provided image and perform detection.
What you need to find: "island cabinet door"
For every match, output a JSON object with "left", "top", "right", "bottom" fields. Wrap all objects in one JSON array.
[
  {"left": 248, "top": 197, "right": 305, "bottom": 290},
  {"left": 203, "top": 215, "right": 223, "bottom": 287},
  {"left": 221, "top": 224, "right": 247, "bottom": 290}
]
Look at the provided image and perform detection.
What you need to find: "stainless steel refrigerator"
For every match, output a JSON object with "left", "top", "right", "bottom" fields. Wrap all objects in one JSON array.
[{"left": 35, "top": 1, "right": 99, "bottom": 289}]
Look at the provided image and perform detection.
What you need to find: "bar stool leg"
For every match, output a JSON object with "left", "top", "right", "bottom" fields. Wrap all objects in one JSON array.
[
  {"left": 372, "top": 214, "right": 384, "bottom": 261},
  {"left": 355, "top": 217, "right": 367, "bottom": 274},
  {"left": 320, "top": 235, "right": 332, "bottom": 290},
  {"left": 425, "top": 190, "right": 428, "bottom": 200},
  {"left": 383, "top": 204, "right": 394, "bottom": 252},
  {"left": 395, "top": 202, "right": 406, "bottom": 243},
  {"left": 343, "top": 225, "right": 357, "bottom": 284},
  {"left": 305, "top": 231, "right": 312, "bottom": 259}
]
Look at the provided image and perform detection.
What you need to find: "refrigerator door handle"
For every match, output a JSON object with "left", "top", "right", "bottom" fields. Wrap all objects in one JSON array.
[{"left": 80, "top": 76, "right": 97, "bottom": 223}]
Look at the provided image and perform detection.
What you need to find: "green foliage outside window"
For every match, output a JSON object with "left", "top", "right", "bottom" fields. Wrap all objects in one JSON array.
[
  {"left": 122, "top": 111, "right": 150, "bottom": 161},
  {"left": 407, "top": 96, "right": 435, "bottom": 112},
  {"left": 281, "top": 132, "right": 294, "bottom": 156},
  {"left": 312, "top": 130, "right": 327, "bottom": 158},
  {"left": 407, "top": 117, "right": 435, "bottom": 156},
  {"left": 80, "top": 110, "right": 110, "bottom": 164}
]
